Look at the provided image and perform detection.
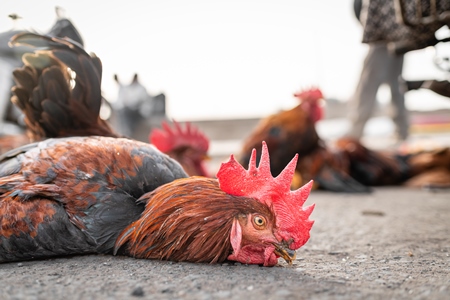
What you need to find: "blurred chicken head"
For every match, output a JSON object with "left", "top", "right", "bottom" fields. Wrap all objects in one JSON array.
[
  {"left": 150, "top": 121, "right": 210, "bottom": 177},
  {"left": 294, "top": 87, "right": 324, "bottom": 123}
]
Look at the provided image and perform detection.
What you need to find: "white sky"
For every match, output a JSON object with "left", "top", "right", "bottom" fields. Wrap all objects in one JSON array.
[{"left": 1, "top": 0, "right": 449, "bottom": 121}]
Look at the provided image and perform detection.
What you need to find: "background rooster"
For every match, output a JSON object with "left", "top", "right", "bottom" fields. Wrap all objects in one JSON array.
[
  {"left": 150, "top": 121, "right": 211, "bottom": 177},
  {"left": 239, "top": 87, "right": 370, "bottom": 193},
  {"left": 239, "top": 88, "right": 321, "bottom": 177},
  {"left": 0, "top": 137, "right": 313, "bottom": 266}
]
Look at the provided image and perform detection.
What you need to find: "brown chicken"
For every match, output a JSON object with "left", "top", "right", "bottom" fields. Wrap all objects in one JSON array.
[
  {"left": 239, "top": 88, "right": 321, "bottom": 177},
  {"left": 150, "top": 121, "right": 210, "bottom": 177},
  {"left": 0, "top": 32, "right": 119, "bottom": 154},
  {"left": 0, "top": 137, "right": 313, "bottom": 266},
  {"left": 400, "top": 146, "right": 450, "bottom": 189},
  {"left": 332, "top": 137, "right": 411, "bottom": 186},
  {"left": 11, "top": 32, "right": 118, "bottom": 139},
  {"left": 239, "top": 88, "right": 370, "bottom": 193}
]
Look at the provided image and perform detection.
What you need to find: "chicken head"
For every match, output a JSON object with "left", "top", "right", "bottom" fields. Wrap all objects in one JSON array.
[
  {"left": 217, "top": 141, "right": 315, "bottom": 252},
  {"left": 228, "top": 212, "right": 296, "bottom": 266}
]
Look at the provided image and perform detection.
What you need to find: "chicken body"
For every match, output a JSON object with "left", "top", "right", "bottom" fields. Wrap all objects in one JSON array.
[
  {"left": 333, "top": 137, "right": 411, "bottom": 186},
  {"left": 240, "top": 104, "right": 320, "bottom": 178},
  {"left": 0, "top": 136, "right": 297, "bottom": 266},
  {"left": 0, "top": 136, "right": 187, "bottom": 262},
  {"left": 239, "top": 89, "right": 370, "bottom": 192}
]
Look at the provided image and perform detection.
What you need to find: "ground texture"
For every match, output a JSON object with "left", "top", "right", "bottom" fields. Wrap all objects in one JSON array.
[{"left": 1, "top": 187, "right": 449, "bottom": 300}]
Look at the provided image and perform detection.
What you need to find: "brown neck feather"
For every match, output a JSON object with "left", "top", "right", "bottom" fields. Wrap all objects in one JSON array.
[{"left": 114, "top": 177, "right": 273, "bottom": 264}]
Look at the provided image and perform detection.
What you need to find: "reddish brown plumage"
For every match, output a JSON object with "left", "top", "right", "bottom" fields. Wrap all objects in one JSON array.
[
  {"left": 294, "top": 144, "right": 350, "bottom": 185},
  {"left": 403, "top": 147, "right": 450, "bottom": 188},
  {"left": 239, "top": 87, "right": 450, "bottom": 191},
  {"left": 239, "top": 88, "right": 370, "bottom": 192},
  {"left": 115, "top": 177, "right": 277, "bottom": 264},
  {"left": 247, "top": 84, "right": 450, "bottom": 190},
  {"left": 0, "top": 136, "right": 307, "bottom": 266},
  {"left": 332, "top": 137, "right": 410, "bottom": 186},
  {"left": 0, "top": 136, "right": 188, "bottom": 263},
  {"left": 0, "top": 196, "right": 57, "bottom": 239},
  {"left": 239, "top": 104, "right": 320, "bottom": 178}
]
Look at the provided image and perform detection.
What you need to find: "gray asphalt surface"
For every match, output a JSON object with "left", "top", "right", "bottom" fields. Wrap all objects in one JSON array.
[{"left": 1, "top": 187, "right": 449, "bottom": 300}]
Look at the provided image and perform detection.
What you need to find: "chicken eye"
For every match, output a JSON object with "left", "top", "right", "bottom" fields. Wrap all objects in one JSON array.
[{"left": 253, "top": 215, "right": 266, "bottom": 228}]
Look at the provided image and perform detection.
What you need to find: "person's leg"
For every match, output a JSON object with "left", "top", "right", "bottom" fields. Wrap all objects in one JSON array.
[
  {"left": 347, "top": 44, "right": 387, "bottom": 139},
  {"left": 387, "top": 54, "right": 409, "bottom": 140}
]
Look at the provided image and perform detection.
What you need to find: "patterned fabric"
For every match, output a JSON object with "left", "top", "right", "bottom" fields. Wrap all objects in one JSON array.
[{"left": 360, "top": 0, "right": 450, "bottom": 51}]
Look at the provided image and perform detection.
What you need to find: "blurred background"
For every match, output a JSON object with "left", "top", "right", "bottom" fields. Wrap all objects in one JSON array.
[
  {"left": 1, "top": 0, "right": 449, "bottom": 121},
  {"left": 1, "top": 0, "right": 450, "bottom": 190}
]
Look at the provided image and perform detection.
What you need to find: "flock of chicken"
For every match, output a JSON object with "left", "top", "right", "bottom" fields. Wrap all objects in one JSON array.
[
  {"left": 239, "top": 89, "right": 450, "bottom": 192},
  {"left": 0, "top": 33, "right": 449, "bottom": 266},
  {"left": 0, "top": 33, "right": 314, "bottom": 266}
]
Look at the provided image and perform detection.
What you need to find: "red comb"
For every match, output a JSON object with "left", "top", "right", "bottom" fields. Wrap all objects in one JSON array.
[
  {"left": 217, "top": 141, "right": 315, "bottom": 250},
  {"left": 150, "top": 121, "right": 209, "bottom": 153},
  {"left": 294, "top": 87, "right": 324, "bottom": 123},
  {"left": 293, "top": 87, "right": 323, "bottom": 102}
]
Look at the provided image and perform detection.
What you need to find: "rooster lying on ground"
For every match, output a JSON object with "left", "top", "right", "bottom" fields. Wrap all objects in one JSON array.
[
  {"left": 0, "top": 137, "right": 313, "bottom": 266},
  {"left": 150, "top": 121, "right": 211, "bottom": 177}
]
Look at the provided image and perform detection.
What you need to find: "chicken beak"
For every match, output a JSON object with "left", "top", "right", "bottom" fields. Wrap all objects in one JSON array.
[{"left": 273, "top": 243, "right": 296, "bottom": 265}]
